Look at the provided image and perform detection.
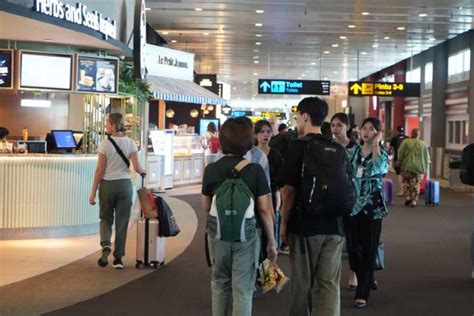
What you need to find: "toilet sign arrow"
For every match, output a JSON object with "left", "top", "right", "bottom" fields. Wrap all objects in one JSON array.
[{"left": 259, "top": 81, "right": 271, "bottom": 92}]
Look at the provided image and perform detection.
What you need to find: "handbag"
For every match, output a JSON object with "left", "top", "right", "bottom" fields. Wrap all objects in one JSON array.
[
  {"left": 375, "top": 242, "right": 385, "bottom": 271},
  {"left": 156, "top": 196, "right": 180, "bottom": 237}
]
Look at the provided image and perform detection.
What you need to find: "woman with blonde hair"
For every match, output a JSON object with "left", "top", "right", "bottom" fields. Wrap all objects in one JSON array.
[{"left": 89, "top": 112, "right": 146, "bottom": 269}]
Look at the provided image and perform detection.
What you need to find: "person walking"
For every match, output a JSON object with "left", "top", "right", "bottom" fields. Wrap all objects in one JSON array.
[
  {"left": 254, "top": 120, "right": 286, "bottom": 253},
  {"left": 89, "top": 113, "right": 146, "bottom": 269},
  {"left": 202, "top": 117, "right": 277, "bottom": 316},
  {"left": 330, "top": 113, "right": 358, "bottom": 290},
  {"left": 280, "top": 97, "right": 352, "bottom": 316},
  {"left": 397, "top": 128, "right": 430, "bottom": 207},
  {"left": 348, "top": 117, "right": 389, "bottom": 308},
  {"left": 389, "top": 126, "right": 408, "bottom": 196}
]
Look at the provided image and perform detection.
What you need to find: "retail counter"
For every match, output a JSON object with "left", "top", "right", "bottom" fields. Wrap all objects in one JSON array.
[
  {"left": 173, "top": 135, "right": 204, "bottom": 186},
  {"left": 0, "top": 154, "right": 100, "bottom": 239}
]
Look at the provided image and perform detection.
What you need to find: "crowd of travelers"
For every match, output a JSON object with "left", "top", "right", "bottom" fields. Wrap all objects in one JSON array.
[{"left": 200, "top": 96, "right": 440, "bottom": 316}]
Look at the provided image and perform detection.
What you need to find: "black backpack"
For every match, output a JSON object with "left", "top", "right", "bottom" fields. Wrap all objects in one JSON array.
[
  {"left": 460, "top": 143, "right": 474, "bottom": 185},
  {"left": 299, "top": 134, "right": 355, "bottom": 217}
]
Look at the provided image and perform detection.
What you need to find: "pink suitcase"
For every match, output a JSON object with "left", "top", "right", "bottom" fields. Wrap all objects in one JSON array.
[{"left": 136, "top": 218, "right": 165, "bottom": 269}]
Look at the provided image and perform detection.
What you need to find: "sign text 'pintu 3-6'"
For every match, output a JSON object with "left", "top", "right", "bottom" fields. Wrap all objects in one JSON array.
[
  {"left": 258, "top": 79, "right": 330, "bottom": 95},
  {"left": 349, "top": 81, "right": 420, "bottom": 97}
]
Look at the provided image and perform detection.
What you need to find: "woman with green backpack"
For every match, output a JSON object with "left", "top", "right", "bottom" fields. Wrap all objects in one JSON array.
[{"left": 202, "top": 117, "right": 277, "bottom": 316}]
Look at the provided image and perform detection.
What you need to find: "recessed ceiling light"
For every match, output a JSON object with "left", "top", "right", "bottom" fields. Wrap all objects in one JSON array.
[
  {"left": 43, "top": 38, "right": 54, "bottom": 42},
  {"left": 255, "top": 23, "right": 263, "bottom": 27},
  {"left": 361, "top": 12, "right": 370, "bottom": 15},
  {"left": 339, "top": 36, "right": 347, "bottom": 39},
  {"left": 324, "top": 51, "right": 330, "bottom": 54},
  {"left": 361, "top": 51, "right": 367, "bottom": 55},
  {"left": 384, "top": 36, "right": 390, "bottom": 39},
  {"left": 254, "top": 56, "right": 259, "bottom": 59},
  {"left": 348, "top": 25, "right": 356, "bottom": 28},
  {"left": 310, "top": 62, "right": 316, "bottom": 65},
  {"left": 297, "top": 77, "right": 302, "bottom": 80},
  {"left": 342, "top": 63, "right": 349, "bottom": 67},
  {"left": 171, "top": 40, "right": 177, "bottom": 43},
  {"left": 333, "top": 71, "right": 339, "bottom": 74},
  {"left": 256, "top": 34, "right": 262, "bottom": 37},
  {"left": 254, "top": 49, "right": 259, "bottom": 52},
  {"left": 418, "top": 13, "right": 427, "bottom": 17},
  {"left": 332, "top": 44, "right": 339, "bottom": 47},
  {"left": 253, "top": 72, "right": 258, "bottom": 76},
  {"left": 372, "top": 43, "right": 379, "bottom": 48},
  {"left": 255, "top": 42, "right": 261, "bottom": 45},
  {"left": 145, "top": 8, "right": 151, "bottom": 11},
  {"left": 429, "top": 37, "right": 436, "bottom": 41},
  {"left": 203, "top": 32, "right": 209, "bottom": 36},
  {"left": 162, "top": 31, "right": 169, "bottom": 35},
  {"left": 256, "top": 10, "right": 264, "bottom": 14},
  {"left": 397, "top": 26, "right": 405, "bottom": 30},
  {"left": 302, "top": 74, "right": 306, "bottom": 77},
  {"left": 254, "top": 60, "right": 259, "bottom": 64},
  {"left": 195, "top": 8, "right": 203, "bottom": 11},
  {"left": 323, "top": 77, "right": 329, "bottom": 80}
]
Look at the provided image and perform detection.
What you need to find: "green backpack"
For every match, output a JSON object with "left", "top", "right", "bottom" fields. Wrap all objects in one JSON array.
[{"left": 209, "top": 160, "right": 256, "bottom": 242}]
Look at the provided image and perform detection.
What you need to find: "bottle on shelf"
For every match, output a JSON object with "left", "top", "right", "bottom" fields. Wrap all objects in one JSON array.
[{"left": 22, "top": 127, "right": 28, "bottom": 141}]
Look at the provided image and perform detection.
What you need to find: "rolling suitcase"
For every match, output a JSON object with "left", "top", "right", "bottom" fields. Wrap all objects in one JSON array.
[
  {"left": 136, "top": 218, "right": 165, "bottom": 268},
  {"left": 382, "top": 178, "right": 393, "bottom": 205},
  {"left": 424, "top": 180, "right": 440, "bottom": 206}
]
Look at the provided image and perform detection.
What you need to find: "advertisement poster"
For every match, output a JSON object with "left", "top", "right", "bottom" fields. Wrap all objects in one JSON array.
[
  {"left": 0, "top": 50, "right": 13, "bottom": 89},
  {"left": 77, "top": 56, "right": 118, "bottom": 93}
]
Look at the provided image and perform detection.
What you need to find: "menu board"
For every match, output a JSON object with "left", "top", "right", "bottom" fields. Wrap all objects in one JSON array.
[
  {"left": 0, "top": 49, "right": 13, "bottom": 89},
  {"left": 20, "top": 51, "right": 73, "bottom": 90},
  {"left": 77, "top": 56, "right": 118, "bottom": 93}
]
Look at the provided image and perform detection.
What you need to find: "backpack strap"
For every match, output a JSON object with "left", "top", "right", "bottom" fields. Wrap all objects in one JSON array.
[
  {"left": 108, "top": 135, "right": 130, "bottom": 168},
  {"left": 234, "top": 159, "right": 251, "bottom": 173}
]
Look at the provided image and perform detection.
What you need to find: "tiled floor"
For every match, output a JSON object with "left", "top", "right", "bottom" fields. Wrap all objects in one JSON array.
[{"left": 0, "top": 189, "right": 200, "bottom": 287}]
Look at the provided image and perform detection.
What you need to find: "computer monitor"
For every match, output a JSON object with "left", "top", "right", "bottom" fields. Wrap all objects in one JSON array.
[
  {"left": 199, "top": 118, "right": 220, "bottom": 136},
  {"left": 51, "top": 130, "right": 77, "bottom": 149}
]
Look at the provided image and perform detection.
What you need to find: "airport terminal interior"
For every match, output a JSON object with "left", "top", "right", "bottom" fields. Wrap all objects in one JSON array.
[{"left": 0, "top": 0, "right": 473, "bottom": 315}]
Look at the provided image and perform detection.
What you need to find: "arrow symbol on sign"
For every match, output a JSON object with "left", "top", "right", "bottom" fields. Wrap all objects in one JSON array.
[
  {"left": 260, "top": 81, "right": 271, "bottom": 92},
  {"left": 350, "top": 83, "right": 362, "bottom": 95}
]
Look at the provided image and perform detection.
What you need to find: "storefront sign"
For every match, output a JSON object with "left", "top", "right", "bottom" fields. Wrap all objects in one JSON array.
[
  {"left": 0, "top": 50, "right": 13, "bottom": 89},
  {"left": 34, "top": 0, "right": 117, "bottom": 40},
  {"left": 145, "top": 44, "right": 194, "bottom": 81},
  {"left": 76, "top": 55, "right": 118, "bottom": 93},
  {"left": 258, "top": 79, "right": 330, "bottom": 95},
  {"left": 348, "top": 81, "right": 421, "bottom": 97}
]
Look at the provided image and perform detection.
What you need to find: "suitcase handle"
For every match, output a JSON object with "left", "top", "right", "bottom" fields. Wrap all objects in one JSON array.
[{"left": 140, "top": 173, "right": 146, "bottom": 188}]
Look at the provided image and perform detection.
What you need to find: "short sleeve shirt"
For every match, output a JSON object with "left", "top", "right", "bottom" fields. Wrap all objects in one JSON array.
[
  {"left": 202, "top": 156, "right": 270, "bottom": 198},
  {"left": 98, "top": 136, "right": 138, "bottom": 180},
  {"left": 280, "top": 133, "right": 344, "bottom": 237}
]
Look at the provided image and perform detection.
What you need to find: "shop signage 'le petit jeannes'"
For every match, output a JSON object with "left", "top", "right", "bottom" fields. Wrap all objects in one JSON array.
[{"left": 34, "top": 0, "right": 117, "bottom": 40}]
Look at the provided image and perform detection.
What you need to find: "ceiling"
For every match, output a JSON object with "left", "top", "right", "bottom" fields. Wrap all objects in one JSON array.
[{"left": 145, "top": 0, "right": 474, "bottom": 100}]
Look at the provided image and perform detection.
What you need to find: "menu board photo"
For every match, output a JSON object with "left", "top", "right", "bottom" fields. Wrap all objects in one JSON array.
[
  {"left": 20, "top": 51, "right": 73, "bottom": 91},
  {"left": 0, "top": 49, "right": 13, "bottom": 89},
  {"left": 77, "top": 56, "right": 118, "bottom": 93}
]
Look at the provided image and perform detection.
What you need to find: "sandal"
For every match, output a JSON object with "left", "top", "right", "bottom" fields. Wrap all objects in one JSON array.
[{"left": 354, "top": 299, "right": 367, "bottom": 308}]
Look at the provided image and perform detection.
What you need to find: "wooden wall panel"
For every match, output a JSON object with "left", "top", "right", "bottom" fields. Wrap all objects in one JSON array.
[{"left": 0, "top": 92, "right": 69, "bottom": 139}]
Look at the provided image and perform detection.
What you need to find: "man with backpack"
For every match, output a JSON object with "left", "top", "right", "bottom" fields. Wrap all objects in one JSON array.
[
  {"left": 280, "top": 97, "right": 355, "bottom": 316},
  {"left": 389, "top": 126, "right": 408, "bottom": 196}
]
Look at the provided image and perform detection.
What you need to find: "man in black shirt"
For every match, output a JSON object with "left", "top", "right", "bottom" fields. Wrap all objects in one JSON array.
[
  {"left": 389, "top": 126, "right": 407, "bottom": 196},
  {"left": 280, "top": 97, "right": 344, "bottom": 316}
]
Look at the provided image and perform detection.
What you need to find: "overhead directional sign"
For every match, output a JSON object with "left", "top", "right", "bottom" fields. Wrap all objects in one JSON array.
[
  {"left": 258, "top": 79, "right": 330, "bottom": 95},
  {"left": 348, "top": 81, "right": 420, "bottom": 97}
]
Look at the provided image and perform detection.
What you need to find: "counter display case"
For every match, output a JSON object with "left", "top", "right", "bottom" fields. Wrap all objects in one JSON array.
[{"left": 173, "top": 134, "right": 204, "bottom": 185}]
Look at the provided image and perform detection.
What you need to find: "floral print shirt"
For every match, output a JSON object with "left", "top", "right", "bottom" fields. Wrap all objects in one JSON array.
[{"left": 350, "top": 146, "right": 389, "bottom": 220}]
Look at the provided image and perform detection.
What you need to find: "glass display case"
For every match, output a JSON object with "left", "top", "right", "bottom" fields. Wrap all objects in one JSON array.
[{"left": 173, "top": 134, "right": 204, "bottom": 157}]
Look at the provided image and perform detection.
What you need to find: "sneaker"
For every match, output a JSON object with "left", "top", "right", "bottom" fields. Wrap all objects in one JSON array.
[
  {"left": 279, "top": 245, "right": 290, "bottom": 255},
  {"left": 97, "top": 246, "right": 111, "bottom": 267},
  {"left": 112, "top": 258, "right": 124, "bottom": 269}
]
